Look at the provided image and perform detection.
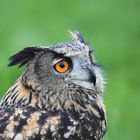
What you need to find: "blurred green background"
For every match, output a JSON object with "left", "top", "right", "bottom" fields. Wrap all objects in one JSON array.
[{"left": 0, "top": 0, "right": 140, "bottom": 139}]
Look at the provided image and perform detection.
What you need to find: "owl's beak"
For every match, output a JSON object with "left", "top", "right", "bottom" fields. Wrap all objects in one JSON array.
[{"left": 70, "top": 68, "right": 96, "bottom": 90}]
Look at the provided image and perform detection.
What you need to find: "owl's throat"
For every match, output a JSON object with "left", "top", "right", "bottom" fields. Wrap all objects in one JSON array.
[
  {"left": 21, "top": 77, "right": 100, "bottom": 114},
  {"left": 34, "top": 84, "right": 98, "bottom": 112}
]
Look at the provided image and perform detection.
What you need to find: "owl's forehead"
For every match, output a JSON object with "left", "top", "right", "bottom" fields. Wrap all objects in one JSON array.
[{"left": 47, "top": 42, "right": 91, "bottom": 57}]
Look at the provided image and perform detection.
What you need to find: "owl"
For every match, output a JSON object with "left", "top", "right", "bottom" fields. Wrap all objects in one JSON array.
[{"left": 0, "top": 31, "right": 106, "bottom": 140}]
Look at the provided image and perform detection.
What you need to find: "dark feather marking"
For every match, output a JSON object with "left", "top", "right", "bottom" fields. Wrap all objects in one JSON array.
[
  {"left": 91, "top": 103, "right": 105, "bottom": 121},
  {"left": 2, "top": 94, "right": 11, "bottom": 105},
  {"left": 17, "top": 98, "right": 24, "bottom": 105},
  {"left": 27, "top": 91, "right": 32, "bottom": 105},
  {"left": 12, "top": 92, "right": 19, "bottom": 103},
  {"left": 38, "top": 112, "right": 48, "bottom": 125},
  {"left": 10, "top": 90, "right": 19, "bottom": 100},
  {"left": 14, "top": 118, "right": 27, "bottom": 133},
  {"left": 2, "top": 87, "right": 17, "bottom": 103},
  {"left": 11, "top": 85, "right": 18, "bottom": 93},
  {"left": 4, "top": 101, "right": 9, "bottom": 107},
  {"left": 1, "top": 85, "right": 18, "bottom": 104},
  {"left": 29, "top": 134, "right": 42, "bottom": 140},
  {"left": 0, "top": 115, "right": 10, "bottom": 133},
  {"left": 8, "top": 47, "right": 43, "bottom": 67}
]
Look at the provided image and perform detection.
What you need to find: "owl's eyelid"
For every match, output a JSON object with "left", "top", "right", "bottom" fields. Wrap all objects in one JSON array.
[{"left": 52, "top": 58, "right": 64, "bottom": 66}]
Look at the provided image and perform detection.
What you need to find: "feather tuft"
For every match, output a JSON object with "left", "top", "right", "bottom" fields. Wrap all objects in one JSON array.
[
  {"left": 8, "top": 47, "right": 43, "bottom": 67},
  {"left": 69, "top": 30, "right": 86, "bottom": 44}
]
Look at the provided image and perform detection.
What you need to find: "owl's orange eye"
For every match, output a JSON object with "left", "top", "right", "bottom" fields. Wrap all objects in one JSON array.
[{"left": 54, "top": 60, "right": 70, "bottom": 73}]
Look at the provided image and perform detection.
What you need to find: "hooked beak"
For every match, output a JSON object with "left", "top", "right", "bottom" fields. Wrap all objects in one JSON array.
[{"left": 70, "top": 68, "right": 96, "bottom": 90}]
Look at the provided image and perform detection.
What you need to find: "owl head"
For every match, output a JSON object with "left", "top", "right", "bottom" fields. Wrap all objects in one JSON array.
[{"left": 9, "top": 31, "right": 104, "bottom": 94}]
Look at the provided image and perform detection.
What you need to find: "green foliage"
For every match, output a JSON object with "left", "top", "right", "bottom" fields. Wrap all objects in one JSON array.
[{"left": 0, "top": 0, "right": 139, "bottom": 139}]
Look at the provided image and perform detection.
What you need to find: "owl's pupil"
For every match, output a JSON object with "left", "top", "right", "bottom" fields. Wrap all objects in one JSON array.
[{"left": 59, "top": 63, "right": 65, "bottom": 68}]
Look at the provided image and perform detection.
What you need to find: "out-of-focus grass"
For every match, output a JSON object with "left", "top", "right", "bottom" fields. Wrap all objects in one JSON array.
[{"left": 0, "top": 0, "right": 140, "bottom": 139}]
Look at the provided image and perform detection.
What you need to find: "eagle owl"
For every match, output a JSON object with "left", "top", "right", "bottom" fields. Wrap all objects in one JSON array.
[{"left": 0, "top": 31, "right": 106, "bottom": 140}]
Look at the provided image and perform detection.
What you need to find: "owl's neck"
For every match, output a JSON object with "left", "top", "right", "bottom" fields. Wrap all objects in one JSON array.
[
  {"left": 1, "top": 77, "right": 104, "bottom": 122},
  {"left": 14, "top": 76, "right": 102, "bottom": 115},
  {"left": 24, "top": 80, "right": 100, "bottom": 112}
]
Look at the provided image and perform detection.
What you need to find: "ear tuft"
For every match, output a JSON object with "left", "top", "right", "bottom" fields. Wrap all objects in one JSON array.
[
  {"left": 8, "top": 47, "right": 43, "bottom": 67},
  {"left": 69, "top": 30, "right": 86, "bottom": 44}
]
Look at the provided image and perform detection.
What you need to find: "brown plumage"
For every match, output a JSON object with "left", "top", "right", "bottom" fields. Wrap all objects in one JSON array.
[{"left": 0, "top": 31, "right": 107, "bottom": 140}]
